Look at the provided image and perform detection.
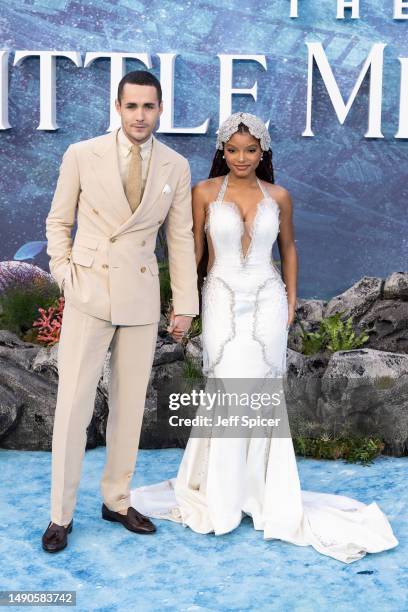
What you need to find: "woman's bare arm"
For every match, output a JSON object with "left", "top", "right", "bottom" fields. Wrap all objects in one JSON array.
[
  {"left": 192, "top": 181, "right": 209, "bottom": 268},
  {"left": 274, "top": 186, "right": 298, "bottom": 325}
]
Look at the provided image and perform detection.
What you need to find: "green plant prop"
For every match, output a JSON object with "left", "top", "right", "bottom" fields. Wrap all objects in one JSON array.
[
  {"left": 297, "top": 311, "right": 370, "bottom": 355},
  {"left": 0, "top": 276, "right": 60, "bottom": 339},
  {"left": 293, "top": 434, "right": 384, "bottom": 465},
  {"left": 187, "top": 317, "right": 202, "bottom": 339},
  {"left": 183, "top": 355, "right": 204, "bottom": 382}
]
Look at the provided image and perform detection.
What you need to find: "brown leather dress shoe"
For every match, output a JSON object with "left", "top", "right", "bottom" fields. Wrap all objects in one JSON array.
[
  {"left": 42, "top": 520, "right": 73, "bottom": 553},
  {"left": 101, "top": 503, "right": 156, "bottom": 534}
]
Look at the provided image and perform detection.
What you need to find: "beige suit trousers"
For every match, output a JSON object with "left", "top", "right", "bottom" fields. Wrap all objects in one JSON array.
[{"left": 51, "top": 299, "right": 158, "bottom": 526}]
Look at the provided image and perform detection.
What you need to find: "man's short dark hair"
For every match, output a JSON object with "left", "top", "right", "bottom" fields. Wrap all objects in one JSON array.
[{"left": 117, "top": 70, "right": 162, "bottom": 105}]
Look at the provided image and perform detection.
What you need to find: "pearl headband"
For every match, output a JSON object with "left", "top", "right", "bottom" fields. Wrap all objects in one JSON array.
[{"left": 216, "top": 112, "right": 271, "bottom": 151}]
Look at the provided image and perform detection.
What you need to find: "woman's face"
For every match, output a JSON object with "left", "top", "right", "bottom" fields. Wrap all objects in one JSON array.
[{"left": 223, "top": 131, "right": 263, "bottom": 178}]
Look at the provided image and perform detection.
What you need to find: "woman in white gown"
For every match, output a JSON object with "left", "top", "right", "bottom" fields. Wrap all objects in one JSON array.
[{"left": 131, "top": 112, "right": 398, "bottom": 564}]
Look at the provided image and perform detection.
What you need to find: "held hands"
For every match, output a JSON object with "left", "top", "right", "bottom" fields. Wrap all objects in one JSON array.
[{"left": 167, "top": 309, "right": 194, "bottom": 343}]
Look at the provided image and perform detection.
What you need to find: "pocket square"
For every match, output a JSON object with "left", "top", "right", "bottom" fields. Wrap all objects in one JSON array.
[{"left": 162, "top": 184, "right": 172, "bottom": 195}]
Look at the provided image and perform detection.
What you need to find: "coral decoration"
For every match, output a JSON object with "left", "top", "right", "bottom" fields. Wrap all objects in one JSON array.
[{"left": 32, "top": 296, "right": 65, "bottom": 346}]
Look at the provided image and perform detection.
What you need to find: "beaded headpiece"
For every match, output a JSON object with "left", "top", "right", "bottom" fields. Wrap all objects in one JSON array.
[{"left": 216, "top": 112, "right": 271, "bottom": 151}]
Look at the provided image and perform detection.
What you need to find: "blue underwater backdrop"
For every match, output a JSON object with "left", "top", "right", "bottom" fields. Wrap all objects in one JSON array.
[{"left": 0, "top": 0, "right": 407, "bottom": 299}]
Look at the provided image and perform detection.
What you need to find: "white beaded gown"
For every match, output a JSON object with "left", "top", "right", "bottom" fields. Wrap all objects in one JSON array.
[{"left": 130, "top": 174, "right": 398, "bottom": 564}]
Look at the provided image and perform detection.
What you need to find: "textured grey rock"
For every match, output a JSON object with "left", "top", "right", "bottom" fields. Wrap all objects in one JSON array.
[
  {"left": 286, "top": 348, "right": 408, "bottom": 456},
  {"left": 153, "top": 337, "right": 184, "bottom": 366},
  {"left": 356, "top": 299, "right": 408, "bottom": 354},
  {"left": 185, "top": 334, "right": 203, "bottom": 363},
  {"left": 288, "top": 299, "right": 327, "bottom": 353},
  {"left": 158, "top": 313, "right": 169, "bottom": 336},
  {"left": 296, "top": 299, "right": 326, "bottom": 322},
  {"left": 324, "top": 276, "right": 383, "bottom": 320},
  {"left": 0, "top": 330, "right": 35, "bottom": 347},
  {"left": 2, "top": 338, "right": 107, "bottom": 450},
  {"left": 0, "top": 355, "right": 57, "bottom": 450},
  {"left": 140, "top": 360, "right": 192, "bottom": 449},
  {"left": 383, "top": 272, "right": 408, "bottom": 301},
  {"left": 0, "top": 330, "right": 40, "bottom": 370},
  {"left": 31, "top": 343, "right": 59, "bottom": 381},
  {"left": 285, "top": 348, "right": 332, "bottom": 439},
  {"left": 1, "top": 272, "right": 407, "bottom": 454},
  {"left": 0, "top": 385, "right": 23, "bottom": 440},
  {"left": 321, "top": 349, "right": 408, "bottom": 455}
]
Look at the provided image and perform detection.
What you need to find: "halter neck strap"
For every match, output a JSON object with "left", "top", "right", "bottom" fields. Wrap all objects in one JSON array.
[
  {"left": 256, "top": 177, "right": 270, "bottom": 199},
  {"left": 216, "top": 174, "right": 229, "bottom": 203}
]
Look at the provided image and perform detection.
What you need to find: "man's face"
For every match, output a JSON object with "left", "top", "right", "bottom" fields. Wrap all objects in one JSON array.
[{"left": 115, "top": 83, "right": 163, "bottom": 144}]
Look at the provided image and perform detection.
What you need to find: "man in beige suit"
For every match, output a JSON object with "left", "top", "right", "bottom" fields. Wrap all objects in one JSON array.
[{"left": 42, "top": 71, "right": 199, "bottom": 552}]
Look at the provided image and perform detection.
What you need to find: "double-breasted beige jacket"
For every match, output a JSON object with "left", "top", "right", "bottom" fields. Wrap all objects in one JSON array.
[{"left": 46, "top": 129, "right": 199, "bottom": 325}]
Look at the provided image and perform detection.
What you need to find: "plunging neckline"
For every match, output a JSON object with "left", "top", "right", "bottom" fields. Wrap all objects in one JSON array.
[
  {"left": 206, "top": 174, "right": 279, "bottom": 263},
  {"left": 220, "top": 173, "right": 269, "bottom": 225}
]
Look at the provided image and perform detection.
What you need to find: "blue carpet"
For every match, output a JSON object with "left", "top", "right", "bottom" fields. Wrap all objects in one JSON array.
[{"left": 0, "top": 448, "right": 406, "bottom": 612}]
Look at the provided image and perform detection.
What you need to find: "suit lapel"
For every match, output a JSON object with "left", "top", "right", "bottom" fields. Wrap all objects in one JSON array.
[{"left": 91, "top": 128, "right": 132, "bottom": 224}]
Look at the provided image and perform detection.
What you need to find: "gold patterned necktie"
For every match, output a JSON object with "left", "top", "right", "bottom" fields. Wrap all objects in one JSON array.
[{"left": 125, "top": 143, "right": 142, "bottom": 213}]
